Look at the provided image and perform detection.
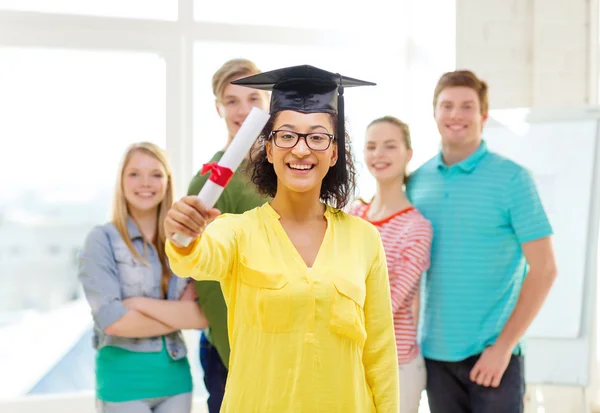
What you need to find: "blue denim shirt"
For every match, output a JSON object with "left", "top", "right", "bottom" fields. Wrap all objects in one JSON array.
[{"left": 78, "top": 218, "right": 190, "bottom": 360}]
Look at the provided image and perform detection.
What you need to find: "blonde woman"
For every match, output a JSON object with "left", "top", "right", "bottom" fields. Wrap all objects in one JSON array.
[
  {"left": 350, "top": 117, "right": 433, "bottom": 413},
  {"left": 78, "top": 142, "right": 207, "bottom": 413}
]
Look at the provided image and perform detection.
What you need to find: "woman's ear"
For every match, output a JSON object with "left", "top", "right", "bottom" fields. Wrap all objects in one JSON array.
[
  {"left": 406, "top": 148, "right": 414, "bottom": 163},
  {"left": 266, "top": 140, "right": 274, "bottom": 164},
  {"left": 329, "top": 141, "right": 338, "bottom": 167}
]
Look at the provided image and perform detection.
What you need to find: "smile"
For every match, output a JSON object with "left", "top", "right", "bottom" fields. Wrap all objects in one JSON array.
[
  {"left": 288, "top": 163, "right": 314, "bottom": 171},
  {"left": 135, "top": 192, "right": 156, "bottom": 197}
]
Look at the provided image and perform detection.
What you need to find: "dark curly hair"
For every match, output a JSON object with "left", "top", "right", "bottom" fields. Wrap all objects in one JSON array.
[{"left": 246, "top": 112, "right": 356, "bottom": 210}]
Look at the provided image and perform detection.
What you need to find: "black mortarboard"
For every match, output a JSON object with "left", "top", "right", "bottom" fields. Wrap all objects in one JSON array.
[{"left": 232, "top": 65, "right": 375, "bottom": 181}]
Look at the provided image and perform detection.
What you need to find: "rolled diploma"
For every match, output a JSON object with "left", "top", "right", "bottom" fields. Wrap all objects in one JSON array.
[{"left": 172, "top": 106, "right": 270, "bottom": 247}]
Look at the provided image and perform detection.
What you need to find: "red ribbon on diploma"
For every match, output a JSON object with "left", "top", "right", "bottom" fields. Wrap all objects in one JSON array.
[{"left": 200, "top": 162, "right": 234, "bottom": 187}]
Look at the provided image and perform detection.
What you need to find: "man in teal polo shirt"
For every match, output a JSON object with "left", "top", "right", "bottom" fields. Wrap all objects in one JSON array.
[
  {"left": 187, "top": 58, "right": 269, "bottom": 413},
  {"left": 407, "top": 70, "right": 557, "bottom": 413}
]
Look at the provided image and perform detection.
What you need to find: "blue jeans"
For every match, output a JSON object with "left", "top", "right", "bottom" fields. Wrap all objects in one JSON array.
[
  {"left": 199, "top": 332, "right": 228, "bottom": 413},
  {"left": 425, "top": 354, "right": 525, "bottom": 413}
]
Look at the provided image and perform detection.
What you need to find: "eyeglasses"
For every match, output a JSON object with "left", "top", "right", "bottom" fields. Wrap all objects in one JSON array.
[{"left": 269, "top": 130, "right": 334, "bottom": 151}]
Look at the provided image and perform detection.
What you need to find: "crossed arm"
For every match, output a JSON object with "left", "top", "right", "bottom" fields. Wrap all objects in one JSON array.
[
  {"left": 102, "top": 281, "right": 207, "bottom": 337},
  {"left": 122, "top": 282, "right": 208, "bottom": 331},
  {"left": 78, "top": 227, "right": 208, "bottom": 338},
  {"left": 104, "top": 310, "right": 178, "bottom": 337}
]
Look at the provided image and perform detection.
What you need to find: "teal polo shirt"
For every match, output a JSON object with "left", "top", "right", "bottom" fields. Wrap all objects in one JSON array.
[{"left": 406, "top": 140, "right": 552, "bottom": 361}]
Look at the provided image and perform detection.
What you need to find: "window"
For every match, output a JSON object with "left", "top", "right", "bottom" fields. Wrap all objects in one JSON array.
[
  {"left": 402, "top": 0, "right": 457, "bottom": 170},
  {"left": 0, "top": 47, "right": 165, "bottom": 313},
  {"left": 0, "top": 0, "right": 177, "bottom": 20},
  {"left": 194, "top": 0, "right": 402, "bottom": 32}
]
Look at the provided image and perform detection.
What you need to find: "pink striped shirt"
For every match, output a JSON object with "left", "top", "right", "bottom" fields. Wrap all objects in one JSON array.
[{"left": 350, "top": 200, "right": 433, "bottom": 364}]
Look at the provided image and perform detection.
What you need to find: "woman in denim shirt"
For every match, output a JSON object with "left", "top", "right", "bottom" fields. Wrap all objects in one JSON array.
[{"left": 79, "top": 142, "right": 208, "bottom": 413}]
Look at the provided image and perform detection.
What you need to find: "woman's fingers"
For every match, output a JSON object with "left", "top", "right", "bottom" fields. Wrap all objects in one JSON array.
[
  {"left": 168, "top": 209, "right": 203, "bottom": 237},
  {"left": 164, "top": 196, "right": 222, "bottom": 243},
  {"left": 175, "top": 198, "right": 207, "bottom": 231}
]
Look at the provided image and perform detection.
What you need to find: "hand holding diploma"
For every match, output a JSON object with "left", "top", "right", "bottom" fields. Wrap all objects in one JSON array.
[
  {"left": 164, "top": 196, "right": 220, "bottom": 247},
  {"left": 166, "top": 106, "right": 270, "bottom": 247}
]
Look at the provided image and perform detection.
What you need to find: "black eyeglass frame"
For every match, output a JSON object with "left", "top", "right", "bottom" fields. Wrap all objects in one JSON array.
[{"left": 268, "top": 129, "right": 335, "bottom": 151}]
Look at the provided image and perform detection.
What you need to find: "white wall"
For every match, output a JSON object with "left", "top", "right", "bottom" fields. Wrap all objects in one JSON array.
[{"left": 455, "top": 0, "right": 596, "bottom": 108}]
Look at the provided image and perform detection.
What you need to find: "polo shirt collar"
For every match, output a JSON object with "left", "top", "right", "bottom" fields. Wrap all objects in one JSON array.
[{"left": 436, "top": 140, "right": 488, "bottom": 173}]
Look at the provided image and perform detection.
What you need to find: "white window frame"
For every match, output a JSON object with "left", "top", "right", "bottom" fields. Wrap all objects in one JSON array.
[{"left": 0, "top": 0, "right": 397, "bottom": 197}]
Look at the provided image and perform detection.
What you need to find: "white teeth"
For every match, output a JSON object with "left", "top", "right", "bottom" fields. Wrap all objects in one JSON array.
[
  {"left": 373, "top": 163, "right": 389, "bottom": 168},
  {"left": 137, "top": 192, "right": 154, "bottom": 197},
  {"left": 289, "top": 164, "right": 312, "bottom": 170},
  {"left": 448, "top": 125, "right": 465, "bottom": 131}
]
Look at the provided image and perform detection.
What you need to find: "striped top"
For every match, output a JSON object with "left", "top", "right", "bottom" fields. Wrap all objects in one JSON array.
[
  {"left": 350, "top": 201, "right": 433, "bottom": 364},
  {"left": 406, "top": 140, "right": 553, "bottom": 361}
]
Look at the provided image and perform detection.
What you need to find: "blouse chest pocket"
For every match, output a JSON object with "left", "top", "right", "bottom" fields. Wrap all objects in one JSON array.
[
  {"left": 114, "top": 247, "right": 150, "bottom": 297},
  {"left": 238, "top": 262, "right": 291, "bottom": 333},
  {"left": 330, "top": 276, "right": 367, "bottom": 347}
]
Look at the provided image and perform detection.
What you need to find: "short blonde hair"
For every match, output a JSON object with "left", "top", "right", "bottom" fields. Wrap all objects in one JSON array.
[
  {"left": 212, "top": 58, "right": 261, "bottom": 101},
  {"left": 111, "top": 142, "right": 174, "bottom": 297}
]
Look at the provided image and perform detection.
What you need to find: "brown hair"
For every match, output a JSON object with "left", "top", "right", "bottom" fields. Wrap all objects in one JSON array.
[
  {"left": 111, "top": 142, "right": 174, "bottom": 298},
  {"left": 212, "top": 58, "right": 261, "bottom": 101},
  {"left": 433, "top": 70, "right": 489, "bottom": 114},
  {"left": 367, "top": 116, "right": 412, "bottom": 184}
]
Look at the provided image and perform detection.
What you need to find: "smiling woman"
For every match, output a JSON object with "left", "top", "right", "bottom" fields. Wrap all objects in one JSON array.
[
  {"left": 349, "top": 116, "right": 433, "bottom": 412},
  {"left": 249, "top": 111, "right": 349, "bottom": 209},
  {"left": 78, "top": 142, "right": 207, "bottom": 412},
  {"left": 121, "top": 151, "right": 169, "bottom": 223},
  {"left": 164, "top": 65, "right": 399, "bottom": 412},
  {"left": 269, "top": 112, "right": 338, "bottom": 198}
]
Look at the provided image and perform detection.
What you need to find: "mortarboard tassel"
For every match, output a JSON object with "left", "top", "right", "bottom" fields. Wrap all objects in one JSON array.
[{"left": 336, "top": 73, "right": 346, "bottom": 182}]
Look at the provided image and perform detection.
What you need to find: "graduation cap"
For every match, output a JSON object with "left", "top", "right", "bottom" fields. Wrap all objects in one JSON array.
[{"left": 232, "top": 65, "right": 375, "bottom": 181}]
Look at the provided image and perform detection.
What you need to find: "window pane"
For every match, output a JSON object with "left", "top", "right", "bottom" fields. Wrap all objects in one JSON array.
[
  {"left": 193, "top": 41, "right": 407, "bottom": 200},
  {"left": 0, "top": 0, "right": 176, "bottom": 20},
  {"left": 0, "top": 47, "right": 165, "bottom": 398},
  {"left": 403, "top": 0, "right": 457, "bottom": 170},
  {"left": 194, "top": 0, "right": 401, "bottom": 31},
  {"left": 0, "top": 48, "right": 165, "bottom": 311}
]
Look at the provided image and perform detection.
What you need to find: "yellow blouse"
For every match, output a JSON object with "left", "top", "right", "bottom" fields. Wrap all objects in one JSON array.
[{"left": 166, "top": 203, "right": 399, "bottom": 412}]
